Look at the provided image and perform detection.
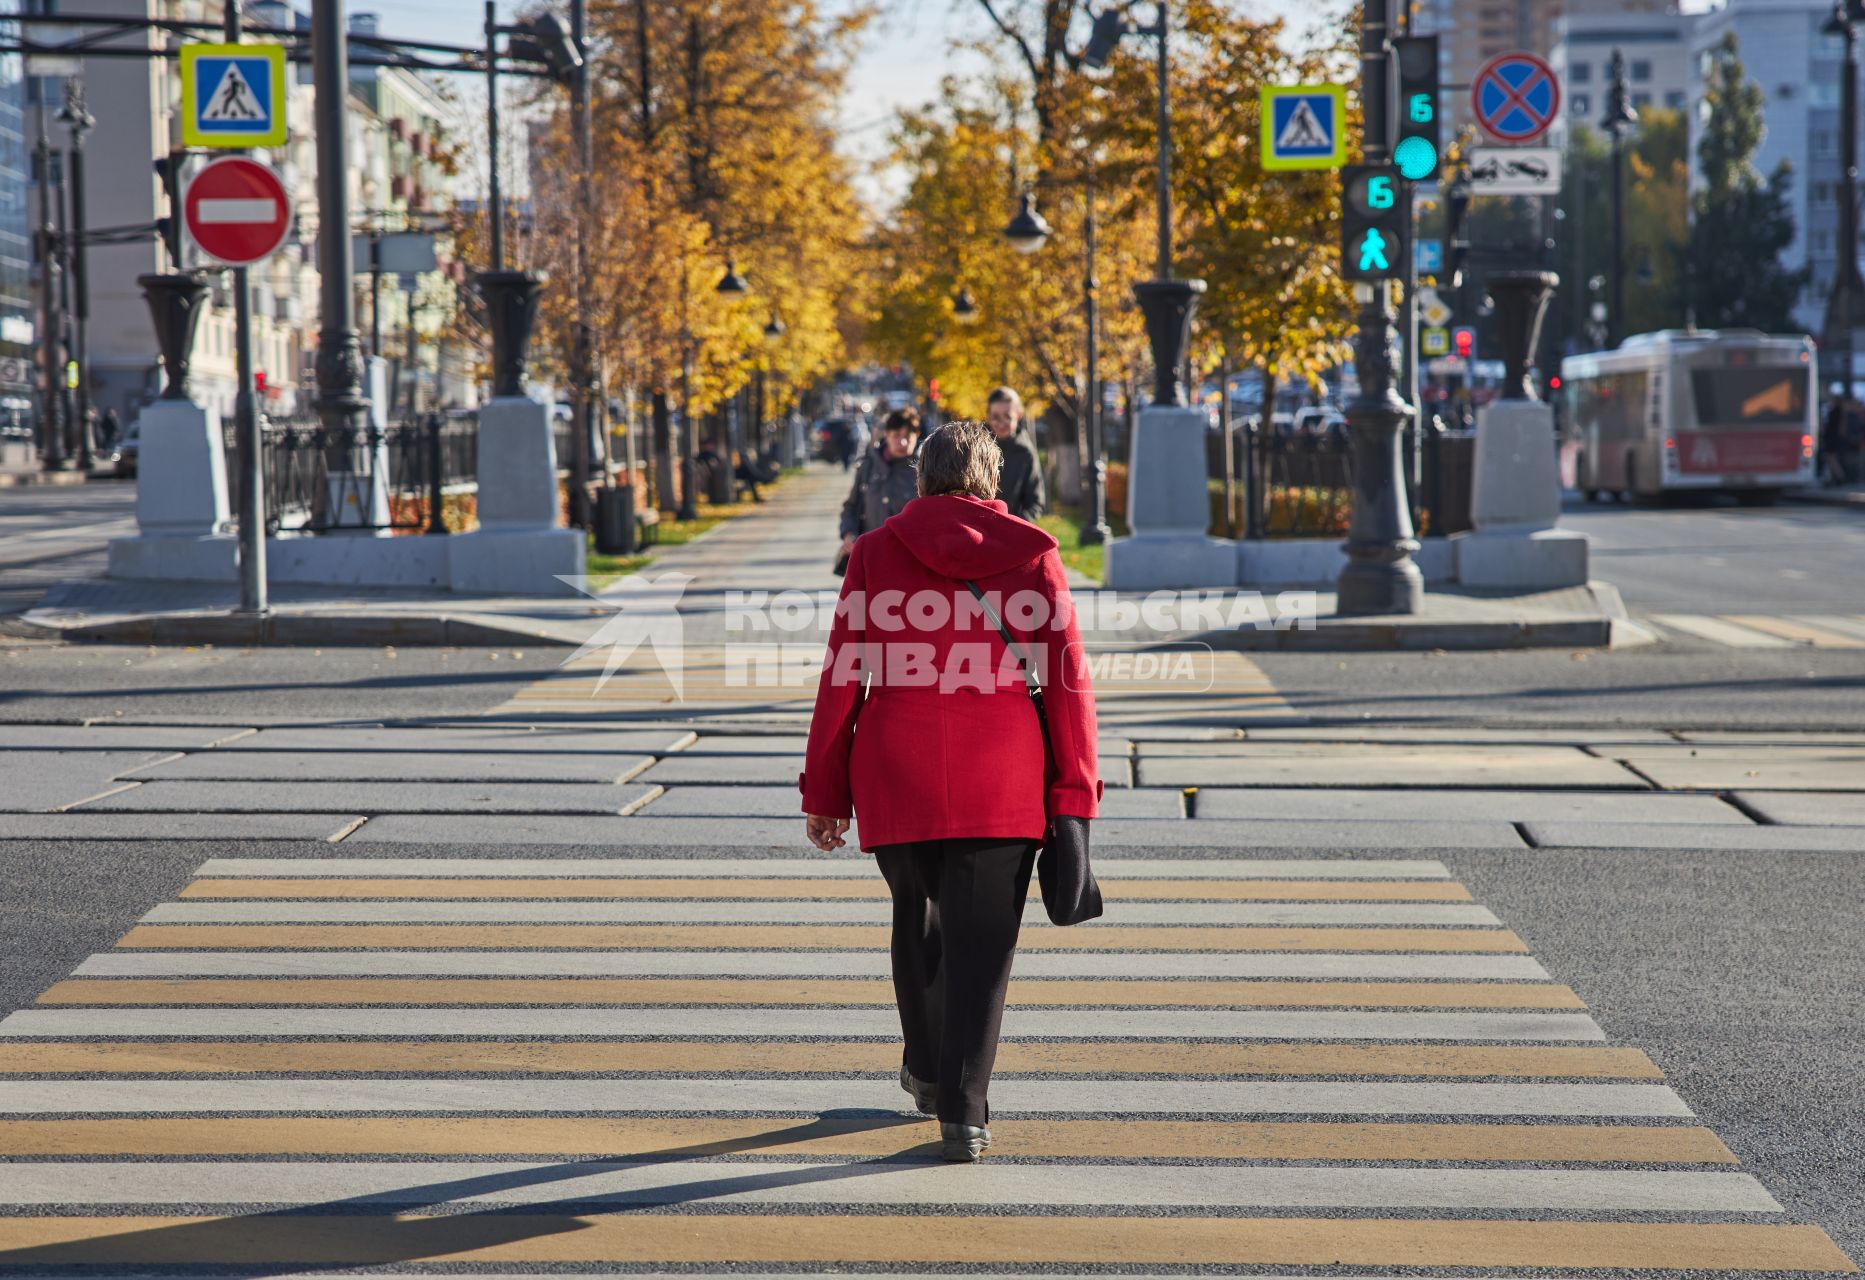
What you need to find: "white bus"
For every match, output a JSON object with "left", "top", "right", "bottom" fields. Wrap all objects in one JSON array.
[{"left": 1561, "top": 330, "right": 1816, "bottom": 503}]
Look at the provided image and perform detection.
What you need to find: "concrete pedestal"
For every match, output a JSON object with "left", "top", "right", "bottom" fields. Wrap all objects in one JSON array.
[
  {"left": 108, "top": 399, "right": 239, "bottom": 583},
  {"left": 1105, "top": 405, "right": 1235, "bottom": 590},
  {"left": 1452, "top": 400, "right": 1589, "bottom": 589},
  {"left": 449, "top": 395, "right": 584, "bottom": 595}
]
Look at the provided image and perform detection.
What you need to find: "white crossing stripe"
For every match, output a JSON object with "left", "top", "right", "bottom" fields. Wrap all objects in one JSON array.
[
  {"left": 71, "top": 950, "right": 1554, "bottom": 980},
  {"left": 193, "top": 857, "right": 1453, "bottom": 879},
  {"left": 0, "top": 1008, "right": 1607, "bottom": 1042},
  {"left": 139, "top": 900, "right": 1502, "bottom": 926},
  {"left": 0, "top": 1162, "right": 1773, "bottom": 1211},
  {"left": 1647, "top": 614, "right": 1799, "bottom": 648},
  {"left": 0, "top": 1077, "right": 1687, "bottom": 1116}
]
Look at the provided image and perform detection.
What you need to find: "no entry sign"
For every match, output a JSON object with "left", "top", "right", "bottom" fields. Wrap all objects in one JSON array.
[
  {"left": 184, "top": 156, "right": 292, "bottom": 266},
  {"left": 1472, "top": 52, "right": 1561, "bottom": 144}
]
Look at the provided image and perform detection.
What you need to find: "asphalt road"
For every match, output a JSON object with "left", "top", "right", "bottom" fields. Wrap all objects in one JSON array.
[
  {"left": 1, "top": 836, "right": 1858, "bottom": 1268},
  {"left": 1562, "top": 495, "right": 1865, "bottom": 614},
  {"left": 0, "top": 481, "right": 135, "bottom": 616}
]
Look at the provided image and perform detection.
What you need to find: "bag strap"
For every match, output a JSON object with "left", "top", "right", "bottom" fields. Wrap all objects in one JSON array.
[{"left": 964, "top": 579, "right": 1051, "bottom": 746}]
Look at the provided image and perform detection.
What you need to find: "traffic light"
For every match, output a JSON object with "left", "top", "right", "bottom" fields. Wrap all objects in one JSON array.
[
  {"left": 1392, "top": 36, "right": 1441, "bottom": 182},
  {"left": 1340, "top": 164, "right": 1405, "bottom": 282},
  {"left": 1452, "top": 326, "right": 1477, "bottom": 360}
]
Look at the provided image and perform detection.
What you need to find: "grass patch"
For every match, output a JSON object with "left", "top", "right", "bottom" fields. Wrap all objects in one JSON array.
[{"left": 1039, "top": 510, "right": 1121, "bottom": 586}]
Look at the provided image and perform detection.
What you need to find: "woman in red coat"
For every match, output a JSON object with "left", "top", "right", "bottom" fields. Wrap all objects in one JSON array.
[{"left": 800, "top": 419, "right": 1100, "bottom": 1162}]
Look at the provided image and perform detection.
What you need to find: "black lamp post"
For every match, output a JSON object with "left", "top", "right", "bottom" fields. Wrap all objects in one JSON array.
[
  {"left": 478, "top": 2, "right": 581, "bottom": 401},
  {"left": 1603, "top": 48, "right": 1637, "bottom": 351},
  {"left": 312, "top": 0, "right": 370, "bottom": 487},
  {"left": 57, "top": 79, "right": 92, "bottom": 474},
  {"left": 1336, "top": 0, "right": 1423, "bottom": 615},
  {"left": 31, "top": 74, "right": 65, "bottom": 471},
  {"left": 1826, "top": 1, "right": 1863, "bottom": 398},
  {"left": 1083, "top": 1, "right": 1205, "bottom": 407}
]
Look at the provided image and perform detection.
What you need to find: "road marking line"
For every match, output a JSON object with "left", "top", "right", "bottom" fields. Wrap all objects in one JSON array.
[
  {"left": 109, "top": 923, "right": 1532, "bottom": 952},
  {"left": 137, "top": 901, "right": 1505, "bottom": 926},
  {"left": 0, "top": 1041, "right": 1655, "bottom": 1078},
  {"left": 1647, "top": 614, "right": 1797, "bottom": 648},
  {"left": 35, "top": 977, "right": 1582, "bottom": 1010},
  {"left": 0, "top": 1007, "right": 1605, "bottom": 1042},
  {"left": 69, "top": 950, "right": 1555, "bottom": 980},
  {"left": 1723, "top": 615, "right": 1865, "bottom": 649},
  {"left": 191, "top": 857, "right": 1454, "bottom": 879},
  {"left": 0, "top": 1161, "right": 1780, "bottom": 1211},
  {"left": 175, "top": 877, "right": 1477, "bottom": 902},
  {"left": 0, "top": 1215, "right": 1848, "bottom": 1270},
  {"left": 0, "top": 1115, "right": 1727, "bottom": 1160},
  {"left": 0, "top": 1076, "right": 1685, "bottom": 1115}
]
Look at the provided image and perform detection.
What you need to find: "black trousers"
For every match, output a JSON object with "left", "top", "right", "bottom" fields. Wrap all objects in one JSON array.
[{"left": 872, "top": 836, "right": 1039, "bottom": 1127}]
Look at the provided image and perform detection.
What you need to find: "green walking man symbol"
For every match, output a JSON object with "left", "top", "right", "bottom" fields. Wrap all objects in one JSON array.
[{"left": 1357, "top": 228, "right": 1390, "bottom": 273}]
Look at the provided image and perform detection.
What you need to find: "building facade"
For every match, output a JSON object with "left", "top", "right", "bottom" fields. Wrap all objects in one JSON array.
[
  {"left": 1553, "top": 7, "right": 1695, "bottom": 132},
  {"left": 29, "top": 0, "right": 467, "bottom": 430},
  {"left": 0, "top": 32, "right": 39, "bottom": 433}
]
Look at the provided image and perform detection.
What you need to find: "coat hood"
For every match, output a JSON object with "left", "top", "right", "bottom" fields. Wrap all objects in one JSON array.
[{"left": 884, "top": 493, "right": 1057, "bottom": 580}]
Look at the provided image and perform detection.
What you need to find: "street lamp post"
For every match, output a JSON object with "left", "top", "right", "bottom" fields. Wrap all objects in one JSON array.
[
  {"left": 312, "top": 0, "right": 371, "bottom": 493},
  {"left": 32, "top": 77, "right": 65, "bottom": 471},
  {"left": 58, "top": 79, "right": 92, "bottom": 474},
  {"left": 1337, "top": 0, "right": 1423, "bottom": 615},
  {"left": 1826, "top": 2, "right": 1861, "bottom": 399},
  {"left": 568, "top": 0, "right": 598, "bottom": 529},
  {"left": 1083, "top": 1, "right": 1205, "bottom": 406},
  {"left": 1604, "top": 48, "right": 1637, "bottom": 351}
]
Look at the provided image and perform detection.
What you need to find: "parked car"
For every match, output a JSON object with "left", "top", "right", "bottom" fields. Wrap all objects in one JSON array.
[{"left": 109, "top": 423, "right": 139, "bottom": 478}]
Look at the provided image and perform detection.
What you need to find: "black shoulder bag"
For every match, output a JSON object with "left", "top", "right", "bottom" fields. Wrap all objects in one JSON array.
[{"left": 964, "top": 580, "right": 1103, "bottom": 926}]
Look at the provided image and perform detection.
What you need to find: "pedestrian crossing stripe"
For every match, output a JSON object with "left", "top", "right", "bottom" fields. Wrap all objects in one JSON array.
[
  {"left": 180, "top": 43, "right": 287, "bottom": 148},
  {"left": 1647, "top": 612, "right": 1865, "bottom": 649},
  {"left": 0, "top": 858, "right": 1850, "bottom": 1276}
]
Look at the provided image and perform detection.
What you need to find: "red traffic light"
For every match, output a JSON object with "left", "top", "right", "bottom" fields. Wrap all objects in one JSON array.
[{"left": 1452, "top": 326, "right": 1476, "bottom": 358}]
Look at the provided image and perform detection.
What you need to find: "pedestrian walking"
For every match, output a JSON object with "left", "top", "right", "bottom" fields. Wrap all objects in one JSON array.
[
  {"left": 832, "top": 418, "right": 857, "bottom": 471},
  {"left": 836, "top": 407, "right": 921, "bottom": 574},
  {"left": 801, "top": 419, "right": 1101, "bottom": 1163},
  {"left": 1821, "top": 390, "right": 1849, "bottom": 487},
  {"left": 985, "top": 387, "right": 1046, "bottom": 522}
]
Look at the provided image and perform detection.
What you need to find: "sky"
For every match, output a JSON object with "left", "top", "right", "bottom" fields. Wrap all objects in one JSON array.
[{"left": 357, "top": 0, "right": 1310, "bottom": 202}]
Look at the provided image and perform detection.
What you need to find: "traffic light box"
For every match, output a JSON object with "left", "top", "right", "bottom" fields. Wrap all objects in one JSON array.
[
  {"left": 1340, "top": 164, "right": 1406, "bottom": 282},
  {"left": 1392, "top": 36, "right": 1441, "bottom": 183}
]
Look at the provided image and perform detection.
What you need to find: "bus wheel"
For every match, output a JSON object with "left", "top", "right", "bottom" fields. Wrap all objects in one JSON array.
[
  {"left": 1736, "top": 489, "right": 1779, "bottom": 507},
  {"left": 1581, "top": 488, "right": 1600, "bottom": 503}
]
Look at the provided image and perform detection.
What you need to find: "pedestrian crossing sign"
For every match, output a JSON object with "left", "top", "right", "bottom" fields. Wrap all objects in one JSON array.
[
  {"left": 181, "top": 43, "right": 288, "bottom": 149},
  {"left": 1261, "top": 84, "right": 1347, "bottom": 171}
]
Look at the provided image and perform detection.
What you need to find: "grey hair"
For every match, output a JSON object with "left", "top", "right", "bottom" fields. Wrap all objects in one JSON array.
[{"left": 916, "top": 419, "right": 1001, "bottom": 500}]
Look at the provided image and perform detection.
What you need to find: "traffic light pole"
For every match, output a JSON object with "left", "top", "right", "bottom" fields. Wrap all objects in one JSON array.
[{"left": 1338, "top": 0, "right": 1424, "bottom": 616}]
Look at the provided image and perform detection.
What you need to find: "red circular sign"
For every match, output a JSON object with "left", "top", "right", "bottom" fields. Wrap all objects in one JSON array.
[
  {"left": 1472, "top": 52, "right": 1561, "bottom": 144},
  {"left": 184, "top": 157, "right": 292, "bottom": 266}
]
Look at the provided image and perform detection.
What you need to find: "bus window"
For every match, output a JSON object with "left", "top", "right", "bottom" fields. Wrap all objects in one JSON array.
[{"left": 1689, "top": 367, "right": 1808, "bottom": 428}]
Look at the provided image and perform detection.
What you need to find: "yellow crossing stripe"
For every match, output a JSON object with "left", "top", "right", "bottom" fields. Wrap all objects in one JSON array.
[
  {"left": 178, "top": 877, "right": 1476, "bottom": 902},
  {"left": 37, "top": 977, "right": 1584, "bottom": 1010},
  {"left": 0, "top": 1041, "right": 1664, "bottom": 1078},
  {"left": 0, "top": 1116, "right": 1731, "bottom": 1162},
  {"left": 0, "top": 1215, "right": 1851, "bottom": 1270},
  {"left": 112, "top": 923, "right": 1532, "bottom": 952}
]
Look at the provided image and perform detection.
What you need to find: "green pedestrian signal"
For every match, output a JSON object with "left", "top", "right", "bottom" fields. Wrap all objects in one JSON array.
[
  {"left": 1357, "top": 229, "right": 1390, "bottom": 273},
  {"left": 1340, "top": 164, "right": 1404, "bottom": 281}
]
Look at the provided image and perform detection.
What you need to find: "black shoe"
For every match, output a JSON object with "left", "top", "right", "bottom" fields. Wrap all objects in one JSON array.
[
  {"left": 899, "top": 1064, "right": 937, "bottom": 1116},
  {"left": 940, "top": 1121, "right": 992, "bottom": 1162}
]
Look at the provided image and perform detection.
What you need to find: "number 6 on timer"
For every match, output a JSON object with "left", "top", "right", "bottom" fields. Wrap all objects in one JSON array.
[{"left": 1339, "top": 164, "right": 1404, "bottom": 282}]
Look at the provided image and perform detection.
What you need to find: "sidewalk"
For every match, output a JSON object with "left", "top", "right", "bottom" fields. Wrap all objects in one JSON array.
[{"left": 20, "top": 463, "right": 1639, "bottom": 651}]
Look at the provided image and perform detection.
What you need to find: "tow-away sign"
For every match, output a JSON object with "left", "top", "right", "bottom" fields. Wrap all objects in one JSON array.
[{"left": 184, "top": 157, "right": 292, "bottom": 267}]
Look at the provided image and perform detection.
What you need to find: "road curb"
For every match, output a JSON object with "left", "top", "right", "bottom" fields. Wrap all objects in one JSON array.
[{"left": 44, "top": 612, "right": 577, "bottom": 648}]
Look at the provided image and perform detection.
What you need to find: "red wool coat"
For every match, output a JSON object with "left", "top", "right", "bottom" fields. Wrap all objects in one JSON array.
[{"left": 800, "top": 493, "right": 1101, "bottom": 850}]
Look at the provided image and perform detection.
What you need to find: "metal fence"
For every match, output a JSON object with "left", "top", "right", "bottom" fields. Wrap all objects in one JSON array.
[
  {"left": 230, "top": 413, "right": 478, "bottom": 535},
  {"left": 1205, "top": 423, "right": 1475, "bottom": 539}
]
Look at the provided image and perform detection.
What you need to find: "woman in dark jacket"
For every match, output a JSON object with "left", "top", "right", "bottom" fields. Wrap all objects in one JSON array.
[
  {"left": 801, "top": 419, "right": 1100, "bottom": 1163},
  {"left": 839, "top": 408, "right": 922, "bottom": 560}
]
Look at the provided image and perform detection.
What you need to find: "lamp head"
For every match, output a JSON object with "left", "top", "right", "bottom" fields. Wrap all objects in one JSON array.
[
  {"left": 953, "top": 286, "right": 979, "bottom": 324},
  {"left": 510, "top": 14, "right": 583, "bottom": 83},
  {"left": 1082, "top": 9, "right": 1127, "bottom": 70},
  {"left": 1002, "top": 191, "right": 1052, "bottom": 253},
  {"left": 716, "top": 260, "right": 750, "bottom": 296}
]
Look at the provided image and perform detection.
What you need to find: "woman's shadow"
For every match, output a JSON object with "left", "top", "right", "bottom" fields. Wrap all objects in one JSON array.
[{"left": 0, "top": 1110, "right": 946, "bottom": 1275}]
